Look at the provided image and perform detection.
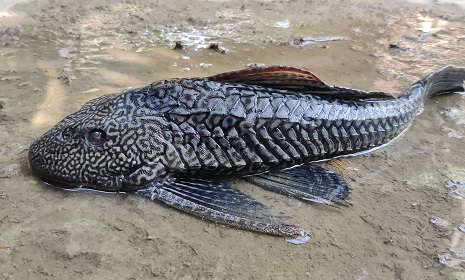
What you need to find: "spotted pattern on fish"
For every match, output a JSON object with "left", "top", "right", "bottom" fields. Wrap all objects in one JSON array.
[
  {"left": 29, "top": 67, "right": 464, "bottom": 189},
  {"left": 141, "top": 78, "right": 416, "bottom": 179},
  {"left": 28, "top": 65, "right": 465, "bottom": 236}
]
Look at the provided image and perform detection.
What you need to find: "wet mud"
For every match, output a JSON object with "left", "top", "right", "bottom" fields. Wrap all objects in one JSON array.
[{"left": 1, "top": 0, "right": 465, "bottom": 279}]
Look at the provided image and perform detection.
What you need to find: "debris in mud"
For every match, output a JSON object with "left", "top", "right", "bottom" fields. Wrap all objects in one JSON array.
[
  {"left": 449, "top": 247, "right": 465, "bottom": 260},
  {"left": 57, "top": 74, "right": 75, "bottom": 85},
  {"left": 208, "top": 43, "right": 227, "bottom": 54},
  {"left": 446, "top": 180, "right": 465, "bottom": 199},
  {"left": 356, "top": 268, "right": 369, "bottom": 280},
  {"left": 246, "top": 63, "right": 266, "bottom": 68},
  {"left": 80, "top": 88, "right": 100, "bottom": 94},
  {"left": 430, "top": 217, "right": 445, "bottom": 227},
  {"left": 443, "top": 108, "right": 465, "bottom": 125},
  {"left": 199, "top": 63, "right": 212, "bottom": 68},
  {"left": 403, "top": 35, "right": 428, "bottom": 43},
  {"left": 84, "top": 54, "right": 113, "bottom": 61},
  {"left": 388, "top": 43, "right": 410, "bottom": 53},
  {"left": 437, "top": 253, "right": 452, "bottom": 266},
  {"left": 291, "top": 36, "right": 347, "bottom": 46},
  {"left": 350, "top": 45, "right": 363, "bottom": 52},
  {"left": 1, "top": 76, "right": 20, "bottom": 81},
  {"left": 1, "top": 52, "right": 15, "bottom": 58},
  {"left": 442, "top": 126, "right": 464, "bottom": 139},
  {"left": 18, "top": 82, "right": 30, "bottom": 88},
  {"left": 275, "top": 20, "right": 290, "bottom": 29},
  {"left": 0, "top": 114, "right": 14, "bottom": 124},
  {"left": 171, "top": 41, "right": 184, "bottom": 50},
  {"left": 58, "top": 47, "right": 74, "bottom": 58},
  {"left": 438, "top": 238, "right": 465, "bottom": 269},
  {"left": 0, "top": 164, "right": 21, "bottom": 178},
  {"left": 459, "top": 225, "right": 465, "bottom": 233}
]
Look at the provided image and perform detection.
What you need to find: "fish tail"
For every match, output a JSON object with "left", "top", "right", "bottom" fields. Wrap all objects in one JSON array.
[
  {"left": 423, "top": 65, "right": 465, "bottom": 97},
  {"left": 401, "top": 65, "right": 465, "bottom": 99}
]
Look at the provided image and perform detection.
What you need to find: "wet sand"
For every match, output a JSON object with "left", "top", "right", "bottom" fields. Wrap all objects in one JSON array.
[{"left": 1, "top": 0, "right": 465, "bottom": 279}]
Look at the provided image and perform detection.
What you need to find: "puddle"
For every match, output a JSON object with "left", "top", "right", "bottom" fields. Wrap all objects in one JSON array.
[
  {"left": 447, "top": 181, "right": 465, "bottom": 200},
  {"left": 444, "top": 108, "right": 465, "bottom": 125},
  {"left": 437, "top": 181, "right": 465, "bottom": 269},
  {"left": 407, "top": 0, "right": 465, "bottom": 9}
]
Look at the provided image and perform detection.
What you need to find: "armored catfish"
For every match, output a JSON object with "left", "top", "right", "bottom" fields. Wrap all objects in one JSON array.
[{"left": 29, "top": 65, "right": 465, "bottom": 238}]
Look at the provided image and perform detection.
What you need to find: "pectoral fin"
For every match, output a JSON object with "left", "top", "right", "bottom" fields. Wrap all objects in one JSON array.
[
  {"left": 244, "top": 164, "right": 351, "bottom": 206},
  {"left": 138, "top": 178, "right": 308, "bottom": 237}
]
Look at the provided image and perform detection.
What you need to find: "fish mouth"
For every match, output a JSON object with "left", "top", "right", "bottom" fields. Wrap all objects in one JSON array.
[
  {"left": 28, "top": 153, "right": 124, "bottom": 192},
  {"left": 32, "top": 170, "right": 125, "bottom": 193},
  {"left": 33, "top": 169, "right": 125, "bottom": 192},
  {"left": 28, "top": 159, "right": 85, "bottom": 190},
  {"left": 28, "top": 151, "right": 77, "bottom": 189},
  {"left": 40, "top": 176, "right": 83, "bottom": 190},
  {"left": 37, "top": 175, "right": 127, "bottom": 195}
]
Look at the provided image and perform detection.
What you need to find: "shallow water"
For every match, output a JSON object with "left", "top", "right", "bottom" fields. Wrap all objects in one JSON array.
[{"left": 1, "top": 0, "right": 465, "bottom": 279}]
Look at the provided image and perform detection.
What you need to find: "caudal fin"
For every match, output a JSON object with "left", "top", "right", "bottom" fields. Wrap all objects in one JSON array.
[{"left": 402, "top": 65, "right": 465, "bottom": 99}]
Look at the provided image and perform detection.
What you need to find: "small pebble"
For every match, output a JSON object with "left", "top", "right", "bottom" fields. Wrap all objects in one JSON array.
[
  {"left": 208, "top": 43, "right": 227, "bottom": 54},
  {"left": 437, "top": 253, "right": 452, "bottom": 266},
  {"left": 199, "top": 63, "right": 212, "bottom": 68},
  {"left": 0, "top": 164, "right": 21, "bottom": 178},
  {"left": 1, "top": 76, "right": 20, "bottom": 81},
  {"left": 350, "top": 45, "right": 362, "bottom": 52},
  {"left": 18, "top": 82, "right": 30, "bottom": 87},
  {"left": 246, "top": 63, "right": 266, "bottom": 68},
  {"left": 171, "top": 41, "right": 183, "bottom": 50},
  {"left": 430, "top": 217, "right": 444, "bottom": 226}
]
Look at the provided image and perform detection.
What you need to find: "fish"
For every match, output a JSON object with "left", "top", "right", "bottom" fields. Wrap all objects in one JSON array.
[{"left": 28, "top": 65, "right": 465, "bottom": 239}]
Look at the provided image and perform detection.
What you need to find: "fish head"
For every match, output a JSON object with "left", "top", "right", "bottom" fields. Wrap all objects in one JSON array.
[{"left": 29, "top": 88, "right": 168, "bottom": 192}]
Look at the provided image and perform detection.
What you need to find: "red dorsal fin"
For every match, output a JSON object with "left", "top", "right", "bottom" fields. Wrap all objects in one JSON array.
[
  {"left": 207, "top": 66, "right": 324, "bottom": 83},
  {"left": 205, "top": 66, "right": 396, "bottom": 100},
  {"left": 206, "top": 66, "right": 331, "bottom": 91}
]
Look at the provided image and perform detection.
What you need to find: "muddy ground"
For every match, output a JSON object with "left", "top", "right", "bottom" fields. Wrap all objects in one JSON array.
[{"left": 1, "top": 0, "right": 465, "bottom": 279}]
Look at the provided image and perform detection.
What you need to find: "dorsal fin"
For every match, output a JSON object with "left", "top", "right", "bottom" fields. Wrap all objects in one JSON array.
[
  {"left": 319, "top": 86, "right": 396, "bottom": 99},
  {"left": 205, "top": 66, "right": 396, "bottom": 100},
  {"left": 206, "top": 66, "right": 331, "bottom": 91}
]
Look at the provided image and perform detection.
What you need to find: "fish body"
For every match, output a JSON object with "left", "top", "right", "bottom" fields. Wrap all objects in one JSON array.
[{"left": 29, "top": 65, "right": 465, "bottom": 237}]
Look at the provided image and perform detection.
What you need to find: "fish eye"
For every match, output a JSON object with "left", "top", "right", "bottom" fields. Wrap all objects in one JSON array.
[
  {"left": 61, "top": 127, "right": 75, "bottom": 141},
  {"left": 86, "top": 129, "right": 107, "bottom": 147}
]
